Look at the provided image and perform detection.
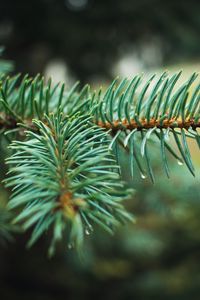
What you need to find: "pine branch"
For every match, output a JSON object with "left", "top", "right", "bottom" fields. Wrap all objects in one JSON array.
[
  {"left": 0, "top": 72, "right": 199, "bottom": 182},
  {"left": 0, "top": 71, "right": 199, "bottom": 253},
  {"left": 4, "top": 111, "right": 133, "bottom": 255},
  {"left": 0, "top": 74, "right": 91, "bottom": 132},
  {"left": 92, "top": 73, "right": 199, "bottom": 181}
]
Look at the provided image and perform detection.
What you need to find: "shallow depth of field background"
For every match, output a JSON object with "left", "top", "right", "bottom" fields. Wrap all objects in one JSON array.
[{"left": 0, "top": 0, "right": 200, "bottom": 299}]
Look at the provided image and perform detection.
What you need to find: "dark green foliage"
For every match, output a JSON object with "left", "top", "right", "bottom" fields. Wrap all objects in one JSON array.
[{"left": 0, "top": 208, "right": 14, "bottom": 243}]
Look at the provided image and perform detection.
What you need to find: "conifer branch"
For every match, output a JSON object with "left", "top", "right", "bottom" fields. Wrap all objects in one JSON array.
[
  {"left": 92, "top": 73, "right": 199, "bottom": 181},
  {"left": 0, "top": 72, "right": 199, "bottom": 183},
  {"left": 0, "top": 71, "right": 199, "bottom": 252},
  {"left": 5, "top": 111, "right": 133, "bottom": 255}
]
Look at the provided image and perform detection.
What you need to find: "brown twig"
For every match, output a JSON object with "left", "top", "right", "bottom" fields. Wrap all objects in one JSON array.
[{"left": 97, "top": 118, "right": 200, "bottom": 132}]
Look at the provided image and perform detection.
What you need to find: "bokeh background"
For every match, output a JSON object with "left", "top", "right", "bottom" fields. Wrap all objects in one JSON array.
[{"left": 0, "top": 0, "right": 200, "bottom": 299}]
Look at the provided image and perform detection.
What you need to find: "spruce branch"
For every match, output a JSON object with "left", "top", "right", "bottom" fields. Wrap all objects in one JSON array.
[
  {"left": 0, "top": 71, "right": 199, "bottom": 253},
  {"left": 0, "top": 74, "right": 91, "bottom": 133},
  {"left": 0, "top": 72, "right": 199, "bottom": 183},
  {"left": 92, "top": 72, "right": 199, "bottom": 181},
  {"left": 5, "top": 111, "right": 133, "bottom": 255}
]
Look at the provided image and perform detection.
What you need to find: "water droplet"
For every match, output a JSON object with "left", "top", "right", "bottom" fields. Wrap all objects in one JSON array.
[
  {"left": 85, "top": 225, "right": 93, "bottom": 235},
  {"left": 140, "top": 173, "right": 146, "bottom": 179},
  {"left": 177, "top": 160, "right": 183, "bottom": 166},
  {"left": 68, "top": 243, "right": 73, "bottom": 250},
  {"left": 85, "top": 228, "right": 90, "bottom": 235}
]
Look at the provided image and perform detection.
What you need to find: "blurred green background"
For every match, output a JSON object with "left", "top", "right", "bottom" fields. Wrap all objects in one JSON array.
[{"left": 0, "top": 0, "right": 200, "bottom": 299}]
